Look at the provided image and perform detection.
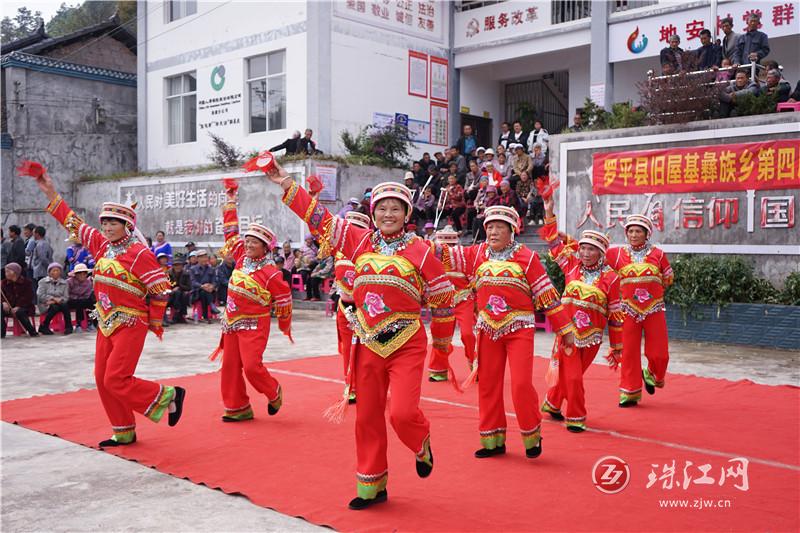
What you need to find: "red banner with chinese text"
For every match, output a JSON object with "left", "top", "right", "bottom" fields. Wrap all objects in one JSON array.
[{"left": 592, "top": 140, "right": 800, "bottom": 195}]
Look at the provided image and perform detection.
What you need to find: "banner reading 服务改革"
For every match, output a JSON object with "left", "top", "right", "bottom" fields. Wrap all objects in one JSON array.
[{"left": 593, "top": 140, "right": 800, "bottom": 195}]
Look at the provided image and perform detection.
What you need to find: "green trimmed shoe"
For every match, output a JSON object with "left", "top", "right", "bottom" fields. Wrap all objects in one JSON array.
[
  {"left": 428, "top": 371, "right": 448, "bottom": 382},
  {"left": 348, "top": 489, "right": 388, "bottom": 510},
  {"left": 268, "top": 386, "right": 283, "bottom": 416},
  {"left": 474, "top": 445, "right": 506, "bottom": 458},
  {"left": 541, "top": 401, "right": 565, "bottom": 421},
  {"left": 642, "top": 368, "right": 657, "bottom": 395},
  {"left": 99, "top": 434, "right": 136, "bottom": 448}
]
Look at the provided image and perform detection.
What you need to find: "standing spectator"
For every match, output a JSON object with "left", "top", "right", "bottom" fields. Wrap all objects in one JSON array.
[
  {"left": 512, "top": 144, "right": 533, "bottom": 177},
  {"left": 448, "top": 146, "right": 467, "bottom": 181},
  {"left": 275, "top": 256, "right": 292, "bottom": 284},
  {"left": 720, "top": 17, "right": 740, "bottom": 63},
  {"left": 719, "top": 69, "right": 760, "bottom": 117},
  {"left": 763, "top": 69, "right": 792, "bottom": 103},
  {"left": 498, "top": 121, "right": 512, "bottom": 150},
  {"left": 418, "top": 152, "right": 433, "bottom": 170},
  {"left": 31, "top": 226, "right": 53, "bottom": 293},
  {"left": 528, "top": 120, "right": 549, "bottom": 155},
  {"left": 0, "top": 229, "right": 9, "bottom": 279},
  {"left": 411, "top": 161, "right": 426, "bottom": 184},
  {"left": 696, "top": 29, "right": 723, "bottom": 69},
  {"left": 568, "top": 113, "right": 584, "bottom": 132},
  {"left": 414, "top": 186, "right": 436, "bottom": 223},
  {"left": 455, "top": 124, "right": 477, "bottom": 158},
  {"left": 299, "top": 235, "right": 319, "bottom": 293},
  {"left": 65, "top": 238, "right": 94, "bottom": 272},
  {"left": 337, "top": 197, "right": 360, "bottom": 218},
  {"left": 185, "top": 241, "right": 197, "bottom": 256},
  {"left": 6, "top": 225, "right": 26, "bottom": 274},
  {"left": 37, "top": 262, "right": 72, "bottom": 335},
  {"left": 306, "top": 255, "right": 333, "bottom": 301},
  {"left": 151, "top": 231, "right": 173, "bottom": 264},
  {"left": 438, "top": 174, "right": 467, "bottom": 233},
  {"left": 190, "top": 250, "right": 217, "bottom": 323},
  {"left": 510, "top": 121, "right": 529, "bottom": 151},
  {"left": 1, "top": 263, "right": 38, "bottom": 337},
  {"left": 23, "top": 223, "right": 36, "bottom": 277},
  {"left": 168, "top": 257, "right": 191, "bottom": 324},
  {"left": 68, "top": 263, "right": 95, "bottom": 332},
  {"left": 735, "top": 13, "right": 770, "bottom": 66},
  {"left": 215, "top": 254, "right": 235, "bottom": 306},
  {"left": 430, "top": 165, "right": 448, "bottom": 198},
  {"left": 269, "top": 130, "right": 302, "bottom": 155},
  {"left": 660, "top": 34, "right": 684, "bottom": 73},
  {"left": 299, "top": 128, "right": 318, "bottom": 155}
]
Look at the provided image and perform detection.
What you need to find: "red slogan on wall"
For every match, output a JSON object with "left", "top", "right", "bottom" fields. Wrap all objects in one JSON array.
[{"left": 593, "top": 140, "right": 800, "bottom": 195}]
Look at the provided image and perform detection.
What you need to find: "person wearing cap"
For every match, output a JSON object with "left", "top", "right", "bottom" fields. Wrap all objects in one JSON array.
[
  {"left": 68, "top": 263, "right": 96, "bottom": 332},
  {"left": 448, "top": 205, "right": 575, "bottom": 459},
  {"left": 427, "top": 225, "right": 477, "bottom": 381},
  {"left": 268, "top": 159, "right": 456, "bottom": 510},
  {"left": 438, "top": 174, "right": 467, "bottom": 233},
  {"left": 151, "top": 231, "right": 173, "bottom": 266},
  {"left": 414, "top": 186, "right": 436, "bottom": 225},
  {"left": 423, "top": 221, "right": 436, "bottom": 241},
  {"left": 512, "top": 144, "right": 533, "bottom": 178},
  {"left": 333, "top": 210, "right": 371, "bottom": 402},
  {"left": 36, "top": 262, "right": 72, "bottom": 335},
  {"left": 167, "top": 257, "right": 191, "bottom": 324},
  {"left": 539, "top": 197, "right": 624, "bottom": 431},
  {"left": 337, "top": 197, "right": 362, "bottom": 218},
  {"left": 210, "top": 179, "right": 292, "bottom": 422},
  {"left": 606, "top": 214, "right": 673, "bottom": 407},
  {"left": 1, "top": 262, "right": 38, "bottom": 337},
  {"left": 65, "top": 237, "right": 94, "bottom": 272},
  {"left": 156, "top": 252, "right": 170, "bottom": 272},
  {"left": 30, "top": 167, "right": 185, "bottom": 447}
]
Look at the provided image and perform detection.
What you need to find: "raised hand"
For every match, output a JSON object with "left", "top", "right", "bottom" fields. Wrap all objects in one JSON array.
[{"left": 543, "top": 195, "right": 554, "bottom": 215}]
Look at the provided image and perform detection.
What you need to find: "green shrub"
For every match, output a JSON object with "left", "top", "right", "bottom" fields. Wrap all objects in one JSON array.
[
  {"left": 340, "top": 122, "right": 416, "bottom": 168},
  {"left": 779, "top": 271, "right": 800, "bottom": 306}
]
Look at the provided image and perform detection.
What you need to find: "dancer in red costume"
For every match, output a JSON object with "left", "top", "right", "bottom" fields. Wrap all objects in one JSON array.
[
  {"left": 539, "top": 196, "right": 624, "bottom": 431},
  {"left": 264, "top": 159, "right": 456, "bottom": 510},
  {"left": 26, "top": 163, "right": 186, "bottom": 447},
  {"left": 447, "top": 205, "right": 575, "bottom": 458},
  {"left": 605, "top": 214, "right": 673, "bottom": 406},
  {"left": 427, "top": 225, "right": 477, "bottom": 382},
  {"left": 210, "top": 180, "right": 292, "bottom": 421},
  {"left": 333, "top": 210, "right": 371, "bottom": 403}
]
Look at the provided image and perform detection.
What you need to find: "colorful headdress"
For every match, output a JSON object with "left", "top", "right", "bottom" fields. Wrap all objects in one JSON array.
[
  {"left": 370, "top": 181, "right": 413, "bottom": 215},
  {"left": 483, "top": 205, "right": 520, "bottom": 234},
  {"left": 578, "top": 230, "right": 610, "bottom": 253},
  {"left": 345, "top": 211, "right": 371, "bottom": 229},
  {"left": 99, "top": 202, "right": 136, "bottom": 229},
  {"left": 244, "top": 222, "right": 276, "bottom": 248},
  {"left": 435, "top": 225, "right": 459, "bottom": 244},
  {"left": 624, "top": 214, "right": 654, "bottom": 236}
]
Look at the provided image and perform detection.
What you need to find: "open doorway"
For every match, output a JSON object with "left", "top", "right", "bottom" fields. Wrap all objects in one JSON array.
[{"left": 460, "top": 114, "right": 493, "bottom": 149}]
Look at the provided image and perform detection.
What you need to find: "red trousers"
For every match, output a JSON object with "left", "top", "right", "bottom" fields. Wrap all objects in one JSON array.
[
  {"left": 428, "top": 298, "right": 476, "bottom": 375},
  {"left": 619, "top": 311, "right": 669, "bottom": 403},
  {"left": 95, "top": 324, "right": 173, "bottom": 437},
  {"left": 220, "top": 317, "right": 281, "bottom": 416},
  {"left": 544, "top": 344, "right": 600, "bottom": 428},
  {"left": 477, "top": 327, "right": 541, "bottom": 450},
  {"left": 336, "top": 305, "right": 353, "bottom": 376},
  {"left": 354, "top": 325, "right": 430, "bottom": 499}
]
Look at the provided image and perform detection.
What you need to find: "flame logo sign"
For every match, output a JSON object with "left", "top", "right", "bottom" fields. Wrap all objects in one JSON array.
[{"left": 627, "top": 26, "right": 648, "bottom": 54}]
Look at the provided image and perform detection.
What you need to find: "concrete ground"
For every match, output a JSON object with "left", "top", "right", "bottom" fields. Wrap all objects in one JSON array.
[{"left": 2, "top": 309, "right": 798, "bottom": 532}]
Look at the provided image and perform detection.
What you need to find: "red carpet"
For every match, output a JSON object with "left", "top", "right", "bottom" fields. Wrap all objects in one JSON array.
[{"left": 3, "top": 349, "right": 799, "bottom": 532}]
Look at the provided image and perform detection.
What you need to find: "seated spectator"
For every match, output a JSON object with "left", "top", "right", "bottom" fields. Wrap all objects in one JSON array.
[
  {"left": 529, "top": 120, "right": 549, "bottom": 155},
  {"left": 439, "top": 174, "right": 467, "bottom": 233},
  {"left": 495, "top": 153, "right": 512, "bottom": 181},
  {"left": 660, "top": 34, "right": 684, "bottom": 73},
  {"left": 763, "top": 69, "right": 792, "bottom": 103},
  {"left": 787, "top": 81, "right": 800, "bottom": 102},
  {"left": 716, "top": 58, "right": 734, "bottom": 82},
  {"left": 719, "top": 69, "right": 760, "bottom": 117},
  {"left": 299, "top": 128, "right": 319, "bottom": 155},
  {"left": 337, "top": 197, "right": 360, "bottom": 218},
  {"left": 423, "top": 222, "right": 436, "bottom": 240},
  {"left": 404, "top": 172, "right": 421, "bottom": 204},
  {"left": 530, "top": 143, "right": 549, "bottom": 180},
  {"left": 151, "top": 230, "right": 172, "bottom": 264},
  {"left": 757, "top": 60, "right": 779, "bottom": 84},
  {"left": 299, "top": 236, "right": 319, "bottom": 298},
  {"left": 190, "top": 250, "right": 217, "bottom": 323},
  {"left": 696, "top": 29, "right": 723, "bottom": 70},
  {"left": 480, "top": 148, "right": 496, "bottom": 171},
  {"left": 472, "top": 185, "right": 501, "bottom": 241},
  {"left": 168, "top": 256, "right": 191, "bottom": 324},
  {"left": 434, "top": 151, "right": 445, "bottom": 166},
  {"left": 307, "top": 255, "right": 334, "bottom": 301},
  {"left": 275, "top": 256, "right": 291, "bottom": 284},
  {"left": 37, "top": 262, "right": 71, "bottom": 335},
  {"left": 187, "top": 250, "right": 199, "bottom": 267},
  {"left": 65, "top": 237, "right": 94, "bottom": 272},
  {"left": 411, "top": 161, "right": 426, "bottom": 184},
  {"left": 418, "top": 152, "right": 433, "bottom": 170},
  {"left": 474, "top": 146, "right": 486, "bottom": 163},
  {"left": 291, "top": 249, "right": 303, "bottom": 276},
  {"left": 67, "top": 263, "right": 95, "bottom": 332},
  {"left": 270, "top": 130, "right": 302, "bottom": 155},
  {"left": 215, "top": 254, "right": 235, "bottom": 306},
  {"left": 1, "top": 262, "right": 38, "bottom": 337},
  {"left": 512, "top": 144, "right": 533, "bottom": 177},
  {"left": 483, "top": 162, "right": 504, "bottom": 188},
  {"left": 498, "top": 180, "right": 521, "bottom": 214},
  {"left": 414, "top": 186, "right": 436, "bottom": 223},
  {"left": 515, "top": 171, "right": 533, "bottom": 222},
  {"left": 734, "top": 12, "right": 769, "bottom": 66},
  {"left": 464, "top": 159, "right": 482, "bottom": 193},
  {"left": 157, "top": 252, "right": 170, "bottom": 272}
]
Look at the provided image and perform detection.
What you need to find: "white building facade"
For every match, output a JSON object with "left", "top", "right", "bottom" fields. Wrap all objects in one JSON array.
[{"left": 138, "top": 0, "right": 800, "bottom": 171}]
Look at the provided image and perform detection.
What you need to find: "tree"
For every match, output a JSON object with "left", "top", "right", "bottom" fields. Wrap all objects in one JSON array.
[
  {"left": 46, "top": 1, "right": 137, "bottom": 39},
  {"left": 1, "top": 7, "right": 43, "bottom": 44}
]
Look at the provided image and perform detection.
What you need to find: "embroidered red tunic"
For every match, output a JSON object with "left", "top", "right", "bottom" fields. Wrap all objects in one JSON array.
[
  {"left": 46, "top": 196, "right": 171, "bottom": 338},
  {"left": 283, "top": 183, "right": 455, "bottom": 357},
  {"left": 333, "top": 251, "right": 356, "bottom": 305},
  {"left": 605, "top": 244, "right": 673, "bottom": 322},
  {"left": 448, "top": 242, "right": 574, "bottom": 341},
  {"left": 218, "top": 200, "right": 292, "bottom": 334}
]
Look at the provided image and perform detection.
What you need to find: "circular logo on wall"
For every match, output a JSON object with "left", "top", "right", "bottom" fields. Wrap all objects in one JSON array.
[
  {"left": 592, "top": 455, "right": 631, "bottom": 494},
  {"left": 211, "top": 65, "right": 226, "bottom": 91},
  {"left": 627, "top": 26, "right": 648, "bottom": 54}
]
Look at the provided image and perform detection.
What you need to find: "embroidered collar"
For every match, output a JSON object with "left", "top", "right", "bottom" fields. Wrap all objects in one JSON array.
[
  {"left": 485, "top": 241, "right": 521, "bottom": 261},
  {"left": 372, "top": 229, "right": 415, "bottom": 256},
  {"left": 627, "top": 242, "right": 651, "bottom": 263},
  {"left": 580, "top": 260, "right": 604, "bottom": 285},
  {"left": 105, "top": 234, "right": 134, "bottom": 259},
  {"left": 241, "top": 254, "right": 274, "bottom": 274}
]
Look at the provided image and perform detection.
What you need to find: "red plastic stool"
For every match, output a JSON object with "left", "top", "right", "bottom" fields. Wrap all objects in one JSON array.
[
  {"left": 50, "top": 313, "right": 66, "bottom": 333},
  {"left": 322, "top": 278, "right": 333, "bottom": 295},
  {"left": 291, "top": 274, "right": 305, "bottom": 292}
]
